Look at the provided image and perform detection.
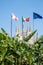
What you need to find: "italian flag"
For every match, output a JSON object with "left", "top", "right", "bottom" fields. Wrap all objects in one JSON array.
[
  {"left": 22, "top": 16, "right": 30, "bottom": 22},
  {"left": 11, "top": 13, "right": 18, "bottom": 21}
]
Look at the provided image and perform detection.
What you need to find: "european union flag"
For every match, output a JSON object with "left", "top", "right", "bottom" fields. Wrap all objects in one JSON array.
[{"left": 33, "top": 12, "right": 43, "bottom": 19}]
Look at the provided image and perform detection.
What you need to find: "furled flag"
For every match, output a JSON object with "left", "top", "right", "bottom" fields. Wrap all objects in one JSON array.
[
  {"left": 22, "top": 16, "right": 30, "bottom": 22},
  {"left": 33, "top": 12, "right": 43, "bottom": 19},
  {"left": 11, "top": 13, "right": 18, "bottom": 21}
]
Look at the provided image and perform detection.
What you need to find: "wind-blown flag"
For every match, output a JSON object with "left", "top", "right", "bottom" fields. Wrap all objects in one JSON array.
[
  {"left": 22, "top": 16, "right": 30, "bottom": 22},
  {"left": 33, "top": 12, "right": 43, "bottom": 19},
  {"left": 11, "top": 13, "right": 18, "bottom": 21}
]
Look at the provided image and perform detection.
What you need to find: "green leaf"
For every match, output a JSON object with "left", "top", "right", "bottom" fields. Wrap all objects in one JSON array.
[
  {"left": 1, "top": 62, "right": 4, "bottom": 65},
  {"left": 23, "top": 30, "right": 37, "bottom": 42},
  {"left": 0, "top": 33, "right": 6, "bottom": 41},
  {"left": 1, "top": 28, "right": 8, "bottom": 35},
  {"left": 5, "top": 55, "right": 14, "bottom": 63}
]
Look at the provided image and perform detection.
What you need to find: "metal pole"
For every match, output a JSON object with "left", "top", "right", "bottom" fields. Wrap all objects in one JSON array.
[
  {"left": 33, "top": 18, "right": 34, "bottom": 31},
  {"left": 33, "top": 18, "right": 35, "bottom": 42},
  {"left": 22, "top": 21, "right": 24, "bottom": 39},
  {"left": 22, "top": 21, "right": 23, "bottom": 35},
  {"left": 11, "top": 15, "right": 12, "bottom": 37}
]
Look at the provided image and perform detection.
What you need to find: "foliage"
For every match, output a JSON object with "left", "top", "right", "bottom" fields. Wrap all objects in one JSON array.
[{"left": 0, "top": 28, "right": 43, "bottom": 65}]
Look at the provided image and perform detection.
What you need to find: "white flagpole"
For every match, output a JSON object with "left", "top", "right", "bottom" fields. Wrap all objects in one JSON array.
[
  {"left": 22, "top": 20, "right": 24, "bottom": 38},
  {"left": 33, "top": 18, "right": 34, "bottom": 31},
  {"left": 33, "top": 18, "right": 35, "bottom": 42},
  {"left": 11, "top": 15, "right": 12, "bottom": 37}
]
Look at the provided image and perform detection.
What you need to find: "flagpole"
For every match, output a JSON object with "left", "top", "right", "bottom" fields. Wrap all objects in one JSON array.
[
  {"left": 33, "top": 18, "right": 35, "bottom": 42},
  {"left": 33, "top": 18, "right": 34, "bottom": 31},
  {"left": 22, "top": 20, "right": 24, "bottom": 39},
  {"left": 11, "top": 15, "right": 12, "bottom": 37},
  {"left": 36, "top": 31, "right": 38, "bottom": 41},
  {"left": 22, "top": 20, "right": 23, "bottom": 38}
]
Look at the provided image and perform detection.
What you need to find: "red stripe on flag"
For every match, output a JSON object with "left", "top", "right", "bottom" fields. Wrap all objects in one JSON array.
[{"left": 25, "top": 18, "right": 30, "bottom": 22}]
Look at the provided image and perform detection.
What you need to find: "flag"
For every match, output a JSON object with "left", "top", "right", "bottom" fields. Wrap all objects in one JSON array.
[
  {"left": 11, "top": 13, "right": 18, "bottom": 21},
  {"left": 22, "top": 16, "right": 30, "bottom": 22},
  {"left": 33, "top": 12, "right": 43, "bottom": 19}
]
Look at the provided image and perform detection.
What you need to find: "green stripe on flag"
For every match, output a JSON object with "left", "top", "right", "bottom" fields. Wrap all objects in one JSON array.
[{"left": 22, "top": 16, "right": 25, "bottom": 22}]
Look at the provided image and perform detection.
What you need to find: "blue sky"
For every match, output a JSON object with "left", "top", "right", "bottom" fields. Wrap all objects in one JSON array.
[{"left": 0, "top": 0, "right": 43, "bottom": 37}]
